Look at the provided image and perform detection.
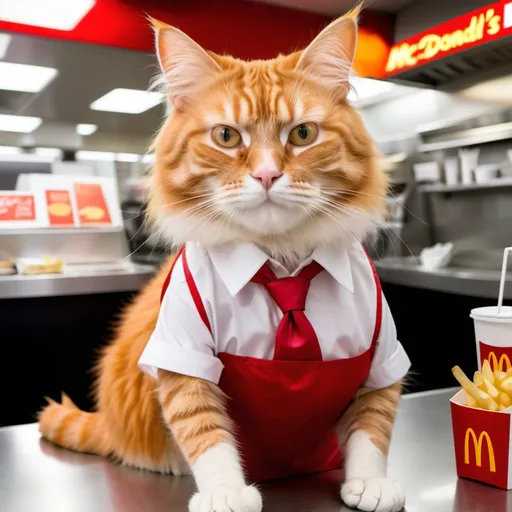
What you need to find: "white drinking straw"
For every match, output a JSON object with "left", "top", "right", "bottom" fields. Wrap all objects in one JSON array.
[{"left": 498, "top": 247, "right": 512, "bottom": 315}]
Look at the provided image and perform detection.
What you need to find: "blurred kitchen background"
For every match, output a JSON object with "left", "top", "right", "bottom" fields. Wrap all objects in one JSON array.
[{"left": 2, "top": 0, "right": 512, "bottom": 426}]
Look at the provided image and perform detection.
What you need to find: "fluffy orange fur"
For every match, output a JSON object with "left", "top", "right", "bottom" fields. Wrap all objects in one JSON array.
[{"left": 39, "top": 3, "right": 401, "bottom": 487}]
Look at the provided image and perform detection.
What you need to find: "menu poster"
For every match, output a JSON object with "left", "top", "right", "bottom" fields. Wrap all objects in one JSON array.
[
  {"left": 74, "top": 183, "right": 112, "bottom": 226},
  {"left": 45, "top": 190, "right": 75, "bottom": 227},
  {"left": 0, "top": 194, "right": 36, "bottom": 222}
]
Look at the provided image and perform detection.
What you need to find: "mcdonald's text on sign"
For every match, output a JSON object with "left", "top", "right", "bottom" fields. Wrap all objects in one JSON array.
[
  {"left": 385, "top": 2, "right": 512, "bottom": 75},
  {"left": 465, "top": 428, "right": 496, "bottom": 473}
]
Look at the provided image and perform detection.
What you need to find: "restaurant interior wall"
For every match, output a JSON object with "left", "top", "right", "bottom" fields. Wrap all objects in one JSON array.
[
  {"left": 360, "top": 89, "right": 502, "bottom": 143},
  {"left": 394, "top": 0, "right": 497, "bottom": 41},
  {"left": 3, "top": 0, "right": 512, "bottom": 422}
]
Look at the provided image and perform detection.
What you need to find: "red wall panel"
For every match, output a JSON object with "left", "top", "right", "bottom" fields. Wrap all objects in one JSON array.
[{"left": 0, "top": 0, "right": 393, "bottom": 77}]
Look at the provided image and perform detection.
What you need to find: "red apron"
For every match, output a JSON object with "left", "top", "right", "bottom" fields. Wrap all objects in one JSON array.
[{"left": 161, "top": 246, "right": 382, "bottom": 482}]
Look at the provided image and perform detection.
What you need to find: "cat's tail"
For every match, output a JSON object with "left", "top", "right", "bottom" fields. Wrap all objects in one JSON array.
[{"left": 38, "top": 393, "right": 111, "bottom": 457}]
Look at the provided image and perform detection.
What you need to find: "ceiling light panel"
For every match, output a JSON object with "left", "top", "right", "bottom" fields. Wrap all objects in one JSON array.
[
  {"left": 76, "top": 123, "right": 98, "bottom": 136},
  {"left": 90, "top": 88, "right": 163, "bottom": 114},
  {"left": 77, "top": 151, "right": 143, "bottom": 162},
  {"left": 0, "top": 33, "right": 11, "bottom": 59},
  {"left": 0, "top": 114, "right": 42, "bottom": 133},
  {"left": 116, "top": 153, "right": 140, "bottom": 162},
  {"left": 0, "top": 62, "right": 58, "bottom": 93},
  {"left": 34, "top": 147, "right": 62, "bottom": 159},
  {"left": 77, "top": 151, "right": 115, "bottom": 161},
  {"left": 0, "top": 0, "right": 96, "bottom": 31}
]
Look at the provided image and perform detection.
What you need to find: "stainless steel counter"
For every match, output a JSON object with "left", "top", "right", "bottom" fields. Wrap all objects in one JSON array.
[
  {"left": 375, "top": 257, "right": 511, "bottom": 299},
  {"left": 2, "top": 257, "right": 506, "bottom": 301},
  {"left": 1, "top": 387, "right": 510, "bottom": 511},
  {"left": 0, "top": 264, "right": 155, "bottom": 299}
]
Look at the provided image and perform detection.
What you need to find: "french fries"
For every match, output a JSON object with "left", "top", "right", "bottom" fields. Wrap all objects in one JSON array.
[
  {"left": 495, "top": 371, "right": 507, "bottom": 383},
  {"left": 501, "top": 392, "right": 512, "bottom": 408},
  {"left": 482, "top": 360, "right": 495, "bottom": 384},
  {"left": 452, "top": 360, "right": 512, "bottom": 412}
]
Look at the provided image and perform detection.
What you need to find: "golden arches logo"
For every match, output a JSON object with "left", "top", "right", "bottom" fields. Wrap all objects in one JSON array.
[
  {"left": 488, "top": 352, "right": 512, "bottom": 372},
  {"left": 464, "top": 428, "right": 496, "bottom": 472}
]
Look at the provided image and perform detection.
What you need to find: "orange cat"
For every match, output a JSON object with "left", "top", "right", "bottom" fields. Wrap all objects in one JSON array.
[{"left": 39, "top": 6, "right": 410, "bottom": 512}]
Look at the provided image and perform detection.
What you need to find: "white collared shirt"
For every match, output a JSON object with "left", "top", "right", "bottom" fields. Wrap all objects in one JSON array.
[{"left": 139, "top": 242, "right": 411, "bottom": 389}]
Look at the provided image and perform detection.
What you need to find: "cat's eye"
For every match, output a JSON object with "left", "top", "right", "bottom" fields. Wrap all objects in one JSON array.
[
  {"left": 288, "top": 123, "right": 319, "bottom": 147},
  {"left": 212, "top": 125, "right": 242, "bottom": 149}
]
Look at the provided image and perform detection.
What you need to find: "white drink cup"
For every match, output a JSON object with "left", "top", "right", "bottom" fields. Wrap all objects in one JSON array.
[
  {"left": 471, "top": 247, "right": 512, "bottom": 372},
  {"left": 471, "top": 306, "right": 512, "bottom": 371}
]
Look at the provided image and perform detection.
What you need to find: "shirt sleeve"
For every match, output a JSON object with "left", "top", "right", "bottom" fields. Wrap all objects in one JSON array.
[
  {"left": 138, "top": 252, "right": 224, "bottom": 384},
  {"left": 363, "top": 292, "right": 411, "bottom": 389}
]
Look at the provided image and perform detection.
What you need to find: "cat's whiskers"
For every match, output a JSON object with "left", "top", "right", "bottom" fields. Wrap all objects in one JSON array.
[
  {"left": 308, "top": 196, "right": 382, "bottom": 253},
  {"left": 159, "top": 192, "right": 218, "bottom": 209},
  {"left": 192, "top": 208, "right": 225, "bottom": 236},
  {"left": 322, "top": 187, "right": 429, "bottom": 227},
  {"left": 316, "top": 198, "right": 382, "bottom": 254},
  {"left": 317, "top": 195, "right": 417, "bottom": 260},
  {"left": 214, "top": 208, "right": 237, "bottom": 241},
  {"left": 124, "top": 228, "right": 163, "bottom": 261},
  {"left": 307, "top": 203, "right": 362, "bottom": 247}
]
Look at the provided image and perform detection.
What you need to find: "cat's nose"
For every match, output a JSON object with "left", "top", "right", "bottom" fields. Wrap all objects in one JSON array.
[{"left": 251, "top": 169, "right": 283, "bottom": 190}]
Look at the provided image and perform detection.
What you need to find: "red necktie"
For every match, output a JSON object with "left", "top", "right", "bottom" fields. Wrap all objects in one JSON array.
[{"left": 251, "top": 261, "right": 324, "bottom": 361}]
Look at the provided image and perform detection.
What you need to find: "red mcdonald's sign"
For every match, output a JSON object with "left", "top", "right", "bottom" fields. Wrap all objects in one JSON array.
[{"left": 385, "top": 1, "right": 512, "bottom": 76}]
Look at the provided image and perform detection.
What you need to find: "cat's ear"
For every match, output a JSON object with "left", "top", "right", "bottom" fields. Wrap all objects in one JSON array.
[
  {"left": 151, "top": 18, "right": 221, "bottom": 109},
  {"left": 296, "top": 7, "right": 359, "bottom": 98}
]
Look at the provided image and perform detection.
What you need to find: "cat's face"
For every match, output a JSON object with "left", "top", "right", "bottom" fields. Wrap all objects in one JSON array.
[{"left": 150, "top": 10, "right": 386, "bottom": 249}]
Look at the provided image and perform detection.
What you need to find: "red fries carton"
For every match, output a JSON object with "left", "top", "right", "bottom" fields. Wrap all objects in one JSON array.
[
  {"left": 451, "top": 390, "right": 512, "bottom": 489},
  {"left": 451, "top": 248, "right": 512, "bottom": 489}
]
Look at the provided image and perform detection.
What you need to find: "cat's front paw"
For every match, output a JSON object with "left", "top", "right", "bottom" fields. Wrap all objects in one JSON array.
[
  {"left": 189, "top": 485, "right": 262, "bottom": 512},
  {"left": 341, "top": 478, "right": 405, "bottom": 512}
]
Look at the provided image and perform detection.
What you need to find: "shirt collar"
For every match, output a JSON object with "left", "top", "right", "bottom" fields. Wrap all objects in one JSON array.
[
  {"left": 311, "top": 244, "right": 354, "bottom": 293},
  {"left": 208, "top": 242, "right": 269, "bottom": 297},
  {"left": 207, "top": 242, "right": 354, "bottom": 296}
]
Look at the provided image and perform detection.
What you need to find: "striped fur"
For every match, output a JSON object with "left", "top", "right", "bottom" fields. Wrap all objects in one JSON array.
[
  {"left": 157, "top": 370, "right": 235, "bottom": 465},
  {"left": 39, "top": 258, "right": 189, "bottom": 475},
  {"left": 337, "top": 382, "right": 403, "bottom": 455},
  {"left": 39, "top": 5, "right": 403, "bottom": 508}
]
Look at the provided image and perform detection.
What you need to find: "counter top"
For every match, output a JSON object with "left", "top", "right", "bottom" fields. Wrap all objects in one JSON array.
[
  {"left": 3, "top": 251, "right": 506, "bottom": 301},
  {"left": 1, "top": 387, "right": 509, "bottom": 512},
  {"left": 375, "top": 257, "right": 511, "bottom": 299},
  {"left": 0, "top": 263, "right": 155, "bottom": 299}
]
